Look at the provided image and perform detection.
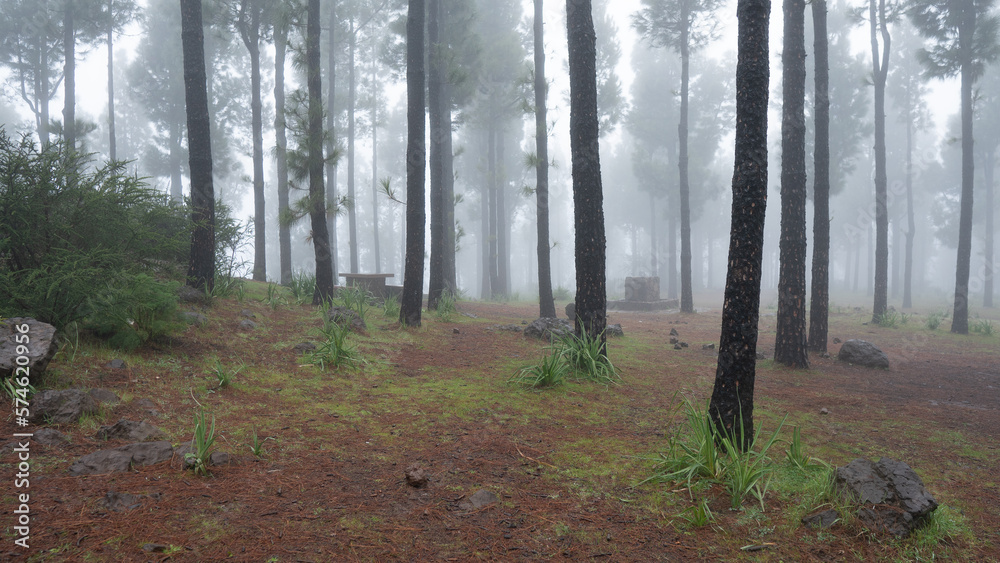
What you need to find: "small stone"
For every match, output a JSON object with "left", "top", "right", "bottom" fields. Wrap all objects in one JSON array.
[
  {"left": 210, "top": 451, "right": 231, "bottom": 466},
  {"left": 673, "top": 344, "right": 682, "bottom": 350},
  {"left": 833, "top": 337, "right": 842, "bottom": 344},
  {"left": 460, "top": 489, "right": 499, "bottom": 510},
  {"left": 680, "top": 342, "right": 689, "bottom": 348},
  {"left": 293, "top": 342, "right": 317, "bottom": 353},
  {"left": 405, "top": 464, "right": 429, "bottom": 488},
  {"left": 119, "top": 441, "right": 174, "bottom": 466},
  {"left": 238, "top": 309, "right": 256, "bottom": 319},
  {"left": 606, "top": 323, "right": 624, "bottom": 338},
  {"left": 29, "top": 389, "right": 99, "bottom": 424},
  {"left": 702, "top": 343, "right": 716, "bottom": 350},
  {"left": 95, "top": 420, "right": 166, "bottom": 442},
  {"left": 178, "top": 284, "right": 210, "bottom": 305},
  {"left": 88, "top": 388, "right": 120, "bottom": 405},
  {"left": 838, "top": 340, "right": 890, "bottom": 369},
  {"left": 106, "top": 358, "right": 127, "bottom": 370},
  {"left": 669, "top": 328, "right": 678, "bottom": 337},
  {"left": 238, "top": 319, "right": 257, "bottom": 330},
  {"left": 453, "top": 328, "right": 460, "bottom": 334},
  {"left": 669, "top": 337, "right": 678, "bottom": 345},
  {"left": 820, "top": 408, "right": 830, "bottom": 415},
  {"left": 181, "top": 312, "right": 208, "bottom": 326},
  {"left": 142, "top": 543, "right": 168, "bottom": 553},
  {"left": 1, "top": 318, "right": 58, "bottom": 381},
  {"left": 101, "top": 491, "right": 144, "bottom": 512},
  {"left": 33, "top": 428, "right": 70, "bottom": 446},
  {"left": 756, "top": 352, "right": 768, "bottom": 360},
  {"left": 801, "top": 509, "right": 839, "bottom": 529}
]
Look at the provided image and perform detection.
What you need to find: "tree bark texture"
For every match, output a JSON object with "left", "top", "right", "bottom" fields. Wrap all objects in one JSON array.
[
  {"left": 63, "top": 0, "right": 76, "bottom": 155},
  {"left": 400, "top": 0, "right": 426, "bottom": 326},
  {"left": 308, "top": 0, "right": 335, "bottom": 304},
  {"left": 239, "top": 0, "right": 267, "bottom": 282},
  {"left": 985, "top": 150, "right": 995, "bottom": 308},
  {"left": 679, "top": 0, "right": 694, "bottom": 313},
  {"left": 567, "top": 0, "right": 607, "bottom": 348},
  {"left": 870, "top": 0, "right": 890, "bottom": 323},
  {"left": 181, "top": 0, "right": 215, "bottom": 293},
  {"left": 774, "top": 0, "right": 809, "bottom": 369},
  {"left": 709, "top": 0, "right": 770, "bottom": 451},
  {"left": 326, "top": 1, "right": 339, "bottom": 281},
  {"left": 534, "top": 0, "right": 556, "bottom": 318},
  {"left": 274, "top": 15, "right": 292, "bottom": 286},
  {"left": 808, "top": 0, "right": 830, "bottom": 353},
  {"left": 348, "top": 18, "right": 359, "bottom": 274},
  {"left": 952, "top": 7, "right": 975, "bottom": 334},
  {"left": 428, "top": 0, "right": 445, "bottom": 310}
]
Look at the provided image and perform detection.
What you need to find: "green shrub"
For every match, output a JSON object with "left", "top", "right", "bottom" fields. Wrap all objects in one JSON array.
[
  {"left": 557, "top": 330, "right": 621, "bottom": 385},
  {"left": 83, "top": 275, "right": 183, "bottom": 351},
  {"left": 510, "top": 349, "right": 570, "bottom": 388},
  {"left": 289, "top": 271, "right": 317, "bottom": 304},
  {"left": 0, "top": 133, "right": 187, "bottom": 329},
  {"left": 435, "top": 290, "right": 457, "bottom": 322}
]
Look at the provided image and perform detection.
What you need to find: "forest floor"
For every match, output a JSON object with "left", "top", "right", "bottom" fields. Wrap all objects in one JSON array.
[{"left": 3, "top": 283, "right": 1000, "bottom": 562}]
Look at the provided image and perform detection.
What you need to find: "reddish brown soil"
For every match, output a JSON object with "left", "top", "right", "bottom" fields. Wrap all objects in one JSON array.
[{"left": 3, "top": 299, "right": 999, "bottom": 561}]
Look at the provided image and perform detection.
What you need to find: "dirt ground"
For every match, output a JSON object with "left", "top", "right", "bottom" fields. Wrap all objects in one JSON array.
[{"left": 3, "top": 296, "right": 999, "bottom": 561}]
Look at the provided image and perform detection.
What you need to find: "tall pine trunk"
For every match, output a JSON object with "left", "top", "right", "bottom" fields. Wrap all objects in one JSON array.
[
  {"left": 326, "top": 2, "right": 339, "bottom": 282},
  {"left": 63, "top": 0, "right": 75, "bottom": 154},
  {"left": 240, "top": 1, "right": 267, "bottom": 282},
  {"left": 348, "top": 18, "right": 359, "bottom": 274},
  {"left": 903, "top": 108, "right": 915, "bottom": 308},
  {"left": 275, "top": 15, "right": 292, "bottom": 285},
  {"left": 567, "top": 0, "right": 607, "bottom": 349},
  {"left": 497, "top": 126, "right": 509, "bottom": 297},
  {"left": 952, "top": 7, "right": 975, "bottom": 333},
  {"left": 534, "top": 0, "right": 556, "bottom": 318},
  {"left": 774, "top": 0, "right": 809, "bottom": 369},
  {"left": 678, "top": 0, "right": 694, "bottom": 313},
  {"left": 985, "top": 150, "right": 994, "bottom": 308},
  {"left": 710, "top": 0, "right": 770, "bottom": 451},
  {"left": 180, "top": 0, "right": 215, "bottom": 293},
  {"left": 400, "top": 0, "right": 426, "bottom": 326},
  {"left": 808, "top": 0, "right": 830, "bottom": 353},
  {"left": 308, "top": 0, "right": 335, "bottom": 304},
  {"left": 371, "top": 36, "right": 381, "bottom": 273},
  {"left": 870, "top": 0, "right": 890, "bottom": 323},
  {"left": 107, "top": 0, "right": 116, "bottom": 161},
  {"left": 428, "top": 0, "right": 445, "bottom": 309}
]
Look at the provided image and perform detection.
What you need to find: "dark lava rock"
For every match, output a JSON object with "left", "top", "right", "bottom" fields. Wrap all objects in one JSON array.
[
  {"left": 293, "top": 342, "right": 317, "bottom": 353},
  {"left": 838, "top": 339, "right": 890, "bottom": 369},
  {"left": 801, "top": 509, "right": 839, "bottom": 529},
  {"left": 326, "top": 306, "right": 367, "bottom": 332},
  {"left": 69, "top": 449, "right": 135, "bottom": 476},
  {"left": 101, "top": 491, "right": 144, "bottom": 512},
  {"left": 238, "top": 309, "right": 256, "bottom": 319},
  {"left": 89, "top": 388, "right": 120, "bottom": 405},
  {"left": 669, "top": 328, "right": 679, "bottom": 337},
  {"left": 835, "top": 457, "right": 938, "bottom": 537},
  {"left": 118, "top": 441, "right": 174, "bottom": 466},
  {"left": 702, "top": 343, "right": 716, "bottom": 350},
  {"left": 32, "top": 428, "right": 70, "bottom": 446},
  {"left": 606, "top": 323, "right": 624, "bottom": 338},
  {"left": 460, "top": 489, "right": 499, "bottom": 511},
  {"left": 95, "top": 420, "right": 165, "bottom": 442},
  {"left": 181, "top": 312, "right": 208, "bottom": 327},
  {"left": 29, "top": 389, "right": 99, "bottom": 424},
  {"left": 106, "top": 358, "right": 127, "bottom": 370},
  {"left": 238, "top": 319, "right": 258, "bottom": 330},
  {"left": 669, "top": 337, "right": 679, "bottom": 345},
  {"left": 0, "top": 317, "right": 58, "bottom": 381},
  {"left": 209, "top": 451, "right": 231, "bottom": 466},
  {"left": 673, "top": 344, "right": 682, "bottom": 350},
  {"left": 523, "top": 318, "right": 573, "bottom": 341},
  {"left": 565, "top": 302, "right": 576, "bottom": 320},
  {"left": 178, "top": 285, "right": 210, "bottom": 305},
  {"left": 142, "top": 543, "right": 168, "bottom": 553},
  {"left": 405, "top": 464, "right": 429, "bottom": 488}
]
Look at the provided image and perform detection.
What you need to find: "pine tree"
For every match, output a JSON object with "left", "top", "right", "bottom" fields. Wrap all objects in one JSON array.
[{"left": 400, "top": 0, "right": 426, "bottom": 326}]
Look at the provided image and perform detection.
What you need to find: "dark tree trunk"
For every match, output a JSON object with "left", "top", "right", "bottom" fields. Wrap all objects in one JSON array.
[
  {"left": 668, "top": 208, "right": 677, "bottom": 299},
  {"left": 308, "top": 0, "right": 335, "bottom": 304},
  {"left": 534, "top": 0, "right": 556, "bottom": 318},
  {"left": 63, "top": 0, "right": 75, "bottom": 154},
  {"left": 181, "top": 0, "right": 215, "bottom": 293},
  {"left": 679, "top": 0, "right": 694, "bottom": 313},
  {"left": 903, "top": 108, "right": 914, "bottom": 308},
  {"left": 952, "top": 7, "right": 975, "bottom": 333},
  {"left": 497, "top": 126, "right": 509, "bottom": 297},
  {"left": 480, "top": 130, "right": 491, "bottom": 299},
  {"left": 428, "top": 0, "right": 445, "bottom": 310},
  {"left": 442, "top": 80, "right": 456, "bottom": 292},
  {"left": 107, "top": 0, "right": 116, "bottom": 161},
  {"left": 808, "top": 0, "right": 830, "bottom": 354},
  {"left": 567, "top": 0, "right": 607, "bottom": 349},
  {"left": 348, "top": 18, "right": 359, "bottom": 274},
  {"left": 774, "top": 0, "right": 809, "bottom": 369},
  {"left": 870, "top": 0, "right": 890, "bottom": 323},
  {"left": 985, "top": 150, "right": 995, "bottom": 308},
  {"left": 709, "top": 0, "right": 770, "bottom": 451},
  {"left": 400, "top": 0, "right": 426, "bottom": 326},
  {"left": 275, "top": 15, "right": 292, "bottom": 286},
  {"left": 487, "top": 124, "right": 500, "bottom": 298},
  {"left": 326, "top": 1, "right": 339, "bottom": 282},
  {"left": 239, "top": 0, "right": 267, "bottom": 282},
  {"left": 169, "top": 120, "right": 183, "bottom": 201},
  {"left": 371, "top": 37, "right": 381, "bottom": 273}
]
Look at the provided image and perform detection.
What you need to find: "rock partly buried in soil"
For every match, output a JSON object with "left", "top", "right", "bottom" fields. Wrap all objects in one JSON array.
[
  {"left": 101, "top": 491, "right": 144, "bottom": 512},
  {"left": 460, "top": 489, "right": 499, "bottom": 511},
  {"left": 95, "top": 420, "right": 166, "bottom": 442},
  {"left": 69, "top": 449, "right": 135, "bottom": 476},
  {"left": 801, "top": 509, "right": 839, "bottom": 529},
  {"left": 105, "top": 358, "right": 127, "bottom": 370},
  {"left": 32, "top": 428, "right": 70, "bottom": 446},
  {"left": 181, "top": 312, "right": 208, "bottom": 326},
  {"left": 177, "top": 285, "right": 210, "bottom": 305},
  {"left": 834, "top": 457, "right": 938, "bottom": 537},
  {"left": 238, "top": 319, "right": 258, "bottom": 330},
  {"left": 239, "top": 309, "right": 256, "bottom": 319},
  {"left": 523, "top": 318, "right": 572, "bottom": 341},
  {"left": 29, "top": 389, "right": 99, "bottom": 424},
  {"left": 326, "top": 306, "right": 367, "bottom": 332},
  {"left": 606, "top": 323, "right": 625, "bottom": 338},
  {"left": 89, "top": 388, "right": 120, "bottom": 405},
  {"left": 405, "top": 464, "right": 429, "bottom": 488},
  {"left": 838, "top": 339, "right": 890, "bottom": 369},
  {"left": 0, "top": 317, "right": 58, "bottom": 381},
  {"left": 293, "top": 342, "right": 317, "bottom": 353},
  {"left": 119, "top": 441, "right": 174, "bottom": 466}
]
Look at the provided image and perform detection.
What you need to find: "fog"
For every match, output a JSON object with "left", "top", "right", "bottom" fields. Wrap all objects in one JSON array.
[{"left": 1, "top": 0, "right": 996, "bottom": 312}]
